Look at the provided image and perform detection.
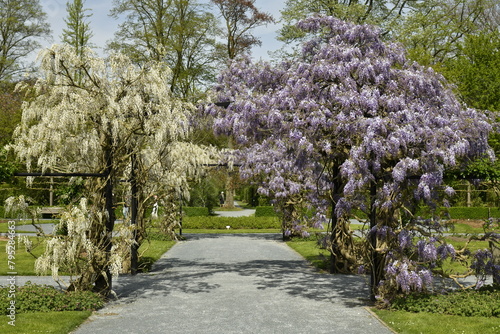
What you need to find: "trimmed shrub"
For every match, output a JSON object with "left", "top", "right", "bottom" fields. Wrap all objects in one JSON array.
[
  {"left": 255, "top": 206, "right": 277, "bottom": 217},
  {"left": 446, "top": 207, "right": 500, "bottom": 220},
  {"left": 183, "top": 207, "right": 209, "bottom": 217},
  {"left": 183, "top": 216, "right": 279, "bottom": 229}
]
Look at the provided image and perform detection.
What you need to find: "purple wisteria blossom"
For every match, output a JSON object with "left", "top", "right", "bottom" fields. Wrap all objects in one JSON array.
[
  {"left": 398, "top": 229, "right": 413, "bottom": 251},
  {"left": 207, "top": 16, "right": 493, "bottom": 295},
  {"left": 471, "top": 249, "right": 500, "bottom": 288},
  {"left": 384, "top": 259, "right": 434, "bottom": 293}
]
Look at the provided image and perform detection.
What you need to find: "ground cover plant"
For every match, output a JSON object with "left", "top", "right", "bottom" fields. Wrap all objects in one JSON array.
[{"left": 0, "top": 282, "right": 104, "bottom": 314}]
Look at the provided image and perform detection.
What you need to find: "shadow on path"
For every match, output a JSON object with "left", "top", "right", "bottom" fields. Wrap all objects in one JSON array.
[
  {"left": 73, "top": 234, "right": 391, "bottom": 334},
  {"left": 113, "top": 234, "right": 370, "bottom": 308}
]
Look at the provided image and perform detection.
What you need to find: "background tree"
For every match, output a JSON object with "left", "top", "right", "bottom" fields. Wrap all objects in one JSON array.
[
  {"left": 211, "top": 0, "right": 274, "bottom": 60},
  {"left": 208, "top": 16, "right": 493, "bottom": 299},
  {"left": 444, "top": 32, "right": 500, "bottom": 113},
  {"left": 61, "top": 0, "right": 94, "bottom": 57},
  {"left": 109, "top": 0, "right": 220, "bottom": 100},
  {"left": 393, "top": 0, "right": 500, "bottom": 66},
  {"left": 0, "top": 0, "right": 51, "bottom": 81},
  {"left": 208, "top": 0, "right": 273, "bottom": 208},
  {"left": 277, "top": 0, "right": 410, "bottom": 47},
  {"left": 11, "top": 45, "right": 213, "bottom": 293},
  {"left": 0, "top": 81, "right": 23, "bottom": 147}
]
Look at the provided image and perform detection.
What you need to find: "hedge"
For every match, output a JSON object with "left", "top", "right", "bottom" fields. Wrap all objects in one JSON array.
[
  {"left": 183, "top": 207, "right": 209, "bottom": 217},
  {"left": 446, "top": 207, "right": 500, "bottom": 220},
  {"left": 352, "top": 207, "right": 500, "bottom": 220},
  {"left": 255, "top": 206, "right": 277, "bottom": 217},
  {"left": 183, "top": 216, "right": 280, "bottom": 229}
]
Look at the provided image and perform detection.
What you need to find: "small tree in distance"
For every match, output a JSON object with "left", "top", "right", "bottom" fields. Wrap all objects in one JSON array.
[
  {"left": 208, "top": 16, "right": 494, "bottom": 301},
  {"left": 61, "top": 0, "right": 94, "bottom": 57}
]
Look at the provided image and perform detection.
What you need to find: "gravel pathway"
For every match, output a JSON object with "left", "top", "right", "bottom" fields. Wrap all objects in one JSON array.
[{"left": 71, "top": 233, "right": 393, "bottom": 334}]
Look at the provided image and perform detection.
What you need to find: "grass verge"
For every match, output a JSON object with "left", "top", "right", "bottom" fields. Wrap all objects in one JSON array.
[
  {"left": 0, "top": 237, "right": 47, "bottom": 275},
  {"left": 373, "top": 309, "right": 500, "bottom": 334},
  {"left": 137, "top": 239, "right": 176, "bottom": 272},
  {"left": 0, "top": 310, "right": 92, "bottom": 334},
  {"left": 286, "top": 238, "right": 330, "bottom": 271}
]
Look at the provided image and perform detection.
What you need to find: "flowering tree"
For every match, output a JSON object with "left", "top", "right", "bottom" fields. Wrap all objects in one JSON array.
[
  {"left": 208, "top": 16, "right": 494, "bottom": 300},
  {"left": 11, "top": 45, "right": 213, "bottom": 294}
]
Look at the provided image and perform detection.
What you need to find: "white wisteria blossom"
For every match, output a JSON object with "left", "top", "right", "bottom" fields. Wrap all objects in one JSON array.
[{"left": 11, "top": 45, "right": 215, "bottom": 293}]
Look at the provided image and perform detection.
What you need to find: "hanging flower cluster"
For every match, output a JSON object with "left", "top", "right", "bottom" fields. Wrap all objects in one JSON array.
[{"left": 208, "top": 15, "right": 494, "bottom": 296}]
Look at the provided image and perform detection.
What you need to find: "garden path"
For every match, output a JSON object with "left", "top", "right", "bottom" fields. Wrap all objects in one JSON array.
[{"left": 71, "top": 233, "right": 393, "bottom": 334}]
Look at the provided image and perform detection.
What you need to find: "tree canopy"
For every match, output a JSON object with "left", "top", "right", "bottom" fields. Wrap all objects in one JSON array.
[
  {"left": 211, "top": 0, "right": 274, "bottom": 59},
  {"left": 109, "top": 0, "right": 221, "bottom": 100},
  {"left": 0, "top": 0, "right": 51, "bottom": 81}
]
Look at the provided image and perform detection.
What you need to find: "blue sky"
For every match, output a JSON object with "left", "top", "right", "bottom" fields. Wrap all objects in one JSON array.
[{"left": 39, "top": 0, "right": 285, "bottom": 61}]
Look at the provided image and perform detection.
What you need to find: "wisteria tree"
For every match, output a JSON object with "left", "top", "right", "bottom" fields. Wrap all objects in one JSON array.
[
  {"left": 208, "top": 16, "right": 495, "bottom": 300},
  {"left": 11, "top": 45, "right": 214, "bottom": 294}
]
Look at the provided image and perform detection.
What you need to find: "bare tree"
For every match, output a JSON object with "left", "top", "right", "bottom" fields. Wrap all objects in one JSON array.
[{"left": 211, "top": 0, "right": 274, "bottom": 60}]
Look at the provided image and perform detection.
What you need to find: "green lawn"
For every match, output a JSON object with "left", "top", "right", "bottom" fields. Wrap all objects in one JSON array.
[
  {"left": 0, "top": 237, "right": 47, "bottom": 275},
  {"left": 0, "top": 311, "right": 92, "bottom": 334},
  {"left": 373, "top": 309, "right": 500, "bottom": 334},
  {"left": 137, "top": 239, "right": 176, "bottom": 272},
  {"left": 286, "top": 239, "right": 330, "bottom": 271}
]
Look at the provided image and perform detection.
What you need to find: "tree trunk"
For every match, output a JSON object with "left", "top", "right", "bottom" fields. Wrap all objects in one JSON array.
[
  {"left": 93, "top": 147, "right": 115, "bottom": 297},
  {"left": 369, "top": 181, "right": 383, "bottom": 301}
]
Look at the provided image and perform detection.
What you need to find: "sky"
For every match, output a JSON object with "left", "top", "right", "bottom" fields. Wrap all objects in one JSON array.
[{"left": 38, "top": 0, "right": 286, "bottom": 62}]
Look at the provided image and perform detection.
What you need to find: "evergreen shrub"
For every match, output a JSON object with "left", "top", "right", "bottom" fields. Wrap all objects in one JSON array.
[
  {"left": 255, "top": 206, "right": 277, "bottom": 217},
  {"left": 183, "top": 216, "right": 279, "bottom": 229},
  {"left": 183, "top": 207, "right": 209, "bottom": 217}
]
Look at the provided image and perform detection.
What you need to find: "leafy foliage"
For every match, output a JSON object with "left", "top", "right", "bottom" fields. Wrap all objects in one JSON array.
[
  {"left": 389, "top": 286, "right": 500, "bottom": 317},
  {"left": 109, "top": 0, "right": 221, "bottom": 99},
  {"left": 0, "top": 282, "right": 104, "bottom": 314},
  {"left": 0, "top": 0, "right": 51, "bottom": 81},
  {"left": 211, "top": 0, "right": 274, "bottom": 59},
  {"left": 183, "top": 206, "right": 210, "bottom": 217},
  {"left": 61, "top": 0, "right": 95, "bottom": 57}
]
